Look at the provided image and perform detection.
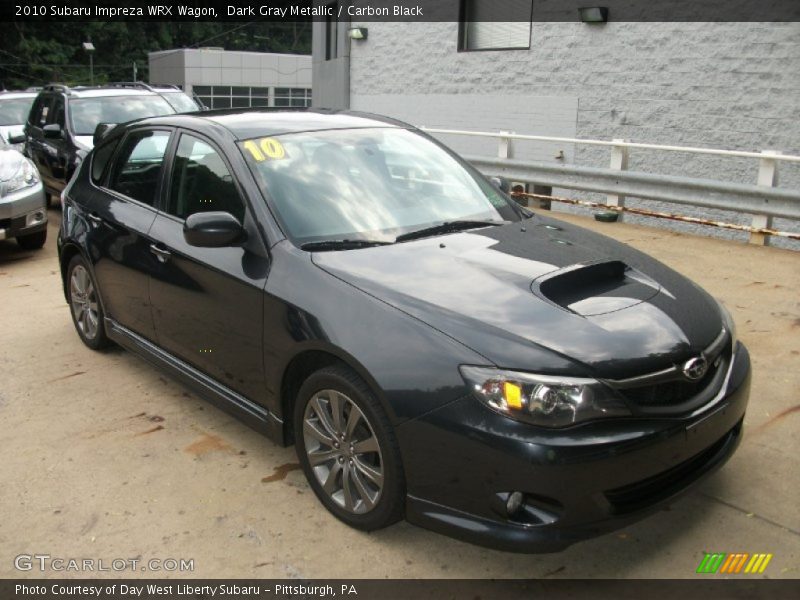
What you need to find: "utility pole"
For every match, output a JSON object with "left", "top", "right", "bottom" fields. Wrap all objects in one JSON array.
[{"left": 82, "top": 39, "right": 95, "bottom": 85}]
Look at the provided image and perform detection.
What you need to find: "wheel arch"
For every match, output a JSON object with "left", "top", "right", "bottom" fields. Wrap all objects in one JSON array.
[
  {"left": 59, "top": 242, "right": 84, "bottom": 303},
  {"left": 278, "top": 345, "right": 392, "bottom": 446}
]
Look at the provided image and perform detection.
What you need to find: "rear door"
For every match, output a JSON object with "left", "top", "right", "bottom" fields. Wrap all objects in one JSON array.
[
  {"left": 86, "top": 128, "right": 172, "bottom": 341},
  {"left": 25, "top": 94, "right": 55, "bottom": 190},
  {"left": 42, "top": 96, "right": 70, "bottom": 192},
  {"left": 148, "top": 130, "right": 269, "bottom": 401}
]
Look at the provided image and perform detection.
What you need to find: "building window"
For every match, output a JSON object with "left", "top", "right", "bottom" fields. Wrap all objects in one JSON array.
[
  {"left": 193, "top": 86, "right": 270, "bottom": 109},
  {"left": 459, "top": 0, "right": 532, "bottom": 51},
  {"left": 325, "top": 2, "right": 338, "bottom": 60},
  {"left": 274, "top": 88, "right": 312, "bottom": 108}
]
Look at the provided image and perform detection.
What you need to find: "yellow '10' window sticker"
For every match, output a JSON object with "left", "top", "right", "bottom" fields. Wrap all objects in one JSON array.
[{"left": 243, "top": 138, "right": 287, "bottom": 161}]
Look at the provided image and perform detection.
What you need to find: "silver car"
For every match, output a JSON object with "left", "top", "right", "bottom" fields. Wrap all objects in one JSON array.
[{"left": 0, "top": 136, "right": 47, "bottom": 249}]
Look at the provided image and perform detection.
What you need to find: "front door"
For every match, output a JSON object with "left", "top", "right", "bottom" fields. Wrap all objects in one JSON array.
[{"left": 148, "top": 131, "right": 269, "bottom": 402}]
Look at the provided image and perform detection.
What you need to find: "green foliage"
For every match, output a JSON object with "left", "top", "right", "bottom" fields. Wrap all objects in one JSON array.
[{"left": 0, "top": 21, "right": 311, "bottom": 90}]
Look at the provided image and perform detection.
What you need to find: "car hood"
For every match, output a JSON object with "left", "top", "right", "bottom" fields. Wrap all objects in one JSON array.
[
  {"left": 311, "top": 215, "right": 723, "bottom": 379},
  {"left": 0, "top": 147, "right": 28, "bottom": 181},
  {"left": 0, "top": 124, "right": 23, "bottom": 141}
]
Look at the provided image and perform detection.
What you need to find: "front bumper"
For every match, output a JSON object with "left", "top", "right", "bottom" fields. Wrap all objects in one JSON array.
[
  {"left": 397, "top": 342, "right": 751, "bottom": 553},
  {"left": 0, "top": 182, "right": 47, "bottom": 241}
]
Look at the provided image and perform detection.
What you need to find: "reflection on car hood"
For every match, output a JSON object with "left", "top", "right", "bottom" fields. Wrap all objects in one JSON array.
[
  {"left": 312, "top": 215, "right": 723, "bottom": 378},
  {"left": 0, "top": 147, "right": 27, "bottom": 181}
]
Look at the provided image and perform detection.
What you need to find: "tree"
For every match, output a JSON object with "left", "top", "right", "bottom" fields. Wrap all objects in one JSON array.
[{"left": 0, "top": 21, "right": 311, "bottom": 90}]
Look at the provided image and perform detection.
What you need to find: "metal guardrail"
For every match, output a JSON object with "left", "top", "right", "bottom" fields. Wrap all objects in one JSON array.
[{"left": 422, "top": 127, "right": 800, "bottom": 245}]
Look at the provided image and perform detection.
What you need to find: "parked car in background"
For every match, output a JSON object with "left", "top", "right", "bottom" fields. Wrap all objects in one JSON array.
[
  {"left": 107, "top": 82, "right": 204, "bottom": 113},
  {"left": 0, "top": 90, "right": 38, "bottom": 147},
  {"left": 22, "top": 83, "right": 178, "bottom": 206},
  {"left": 58, "top": 109, "right": 750, "bottom": 552},
  {"left": 0, "top": 135, "right": 47, "bottom": 249}
]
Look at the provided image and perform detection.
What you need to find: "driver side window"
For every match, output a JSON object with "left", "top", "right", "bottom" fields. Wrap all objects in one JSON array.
[{"left": 166, "top": 134, "right": 244, "bottom": 223}]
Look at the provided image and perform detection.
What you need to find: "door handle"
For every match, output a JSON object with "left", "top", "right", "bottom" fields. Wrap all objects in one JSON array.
[
  {"left": 149, "top": 243, "right": 171, "bottom": 263},
  {"left": 87, "top": 212, "right": 103, "bottom": 225}
]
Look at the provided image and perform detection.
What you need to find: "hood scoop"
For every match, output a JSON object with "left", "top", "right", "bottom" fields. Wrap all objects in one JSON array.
[{"left": 532, "top": 260, "right": 661, "bottom": 317}]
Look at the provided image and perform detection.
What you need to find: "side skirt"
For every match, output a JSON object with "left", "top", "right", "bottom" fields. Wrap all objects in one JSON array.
[{"left": 105, "top": 318, "right": 285, "bottom": 445}]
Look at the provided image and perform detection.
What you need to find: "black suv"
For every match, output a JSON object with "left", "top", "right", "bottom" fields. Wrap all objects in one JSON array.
[{"left": 23, "top": 83, "right": 178, "bottom": 205}]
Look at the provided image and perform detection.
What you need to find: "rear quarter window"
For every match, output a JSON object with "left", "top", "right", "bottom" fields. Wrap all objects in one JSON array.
[{"left": 91, "top": 139, "right": 119, "bottom": 184}]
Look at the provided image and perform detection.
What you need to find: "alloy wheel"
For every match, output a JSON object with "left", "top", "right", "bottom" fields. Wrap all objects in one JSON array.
[
  {"left": 70, "top": 265, "right": 99, "bottom": 340},
  {"left": 303, "top": 389, "right": 384, "bottom": 514}
]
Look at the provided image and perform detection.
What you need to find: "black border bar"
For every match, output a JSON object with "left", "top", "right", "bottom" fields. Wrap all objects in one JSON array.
[
  {"left": 4, "top": 579, "right": 800, "bottom": 600},
  {"left": 4, "top": 1, "right": 800, "bottom": 23}
]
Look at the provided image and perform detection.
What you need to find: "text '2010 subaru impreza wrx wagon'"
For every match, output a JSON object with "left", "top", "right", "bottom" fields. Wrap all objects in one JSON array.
[{"left": 58, "top": 109, "right": 750, "bottom": 552}]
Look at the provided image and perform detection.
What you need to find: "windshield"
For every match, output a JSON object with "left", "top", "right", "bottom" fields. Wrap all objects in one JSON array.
[
  {"left": 0, "top": 97, "right": 35, "bottom": 126},
  {"left": 241, "top": 128, "right": 519, "bottom": 244},
  {"left": 162, "top": 92, "right": 200, "bottom": 113},
  {"left": 69, "top": 95, "right": 174, "bottom": 135}
]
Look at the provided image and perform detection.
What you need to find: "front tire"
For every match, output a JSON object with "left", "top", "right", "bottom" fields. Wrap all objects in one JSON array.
[
  {"left": 66, "top": 255, "right": 109, "bottom": 350},
  {"left": 294, "top": 366, "right": 405, "bottom": 531},
  {"left": 16, "top": 229, "right": 47, "bottom": 250}
]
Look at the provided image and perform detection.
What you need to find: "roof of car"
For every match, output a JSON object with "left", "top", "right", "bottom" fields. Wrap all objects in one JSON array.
[
  {"left": 68, "top": 88, "right": 161, "bottom": 99},
  {"left": 0, "top": 91, "right": 38, "bottom": 99},
  {"left": 139, "top": 109, "right": 408, "bottom": 140}
]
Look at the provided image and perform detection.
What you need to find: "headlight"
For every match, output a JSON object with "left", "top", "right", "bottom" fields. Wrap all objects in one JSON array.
[
  {"left": 5, "top": 159, "right": 40, "bottom": 194},
  {"left": 717, "top": 301, "right": 738, "bottom": 350},
  {"left": 460, "top": 366, "right": 631, "bottom": 428}
]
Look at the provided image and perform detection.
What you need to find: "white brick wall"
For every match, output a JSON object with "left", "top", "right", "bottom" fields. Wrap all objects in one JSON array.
[{"left": 348, "top": 21, "right": 800, "bottom": 248}]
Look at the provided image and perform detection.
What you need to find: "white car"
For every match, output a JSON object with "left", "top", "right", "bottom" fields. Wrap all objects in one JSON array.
[
  {"left": 0, "top": 90, "right": 37, "bottom": 148},
  {"left": 0, "top": 136, "right": 47, "bottom": 249}
]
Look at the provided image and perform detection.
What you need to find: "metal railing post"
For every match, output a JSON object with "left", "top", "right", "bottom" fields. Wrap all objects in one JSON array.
[
  {"left": 607, "top": 139, "right": 629, "bottom": 219},
  {"left": 498, "top": 131, "right": 513, "bottom": 159},
  {"left": 750, "top": 150, "right": 781, "bottom": 246}
]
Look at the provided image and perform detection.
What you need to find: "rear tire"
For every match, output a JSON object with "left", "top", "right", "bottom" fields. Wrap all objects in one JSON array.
[
  {"left": 294, "top": 365, "right": 405, "bottom": 531},
  {"left": 16, "top": 229, "right": 47, "bottom": 250},
  {"left": 66, "top": 255, "right": 110, "bottom": 350}
]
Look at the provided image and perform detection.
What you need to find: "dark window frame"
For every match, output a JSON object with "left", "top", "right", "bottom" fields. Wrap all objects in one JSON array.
[{"left": 457, "top": 0, "right": 534, "bottom": 52}]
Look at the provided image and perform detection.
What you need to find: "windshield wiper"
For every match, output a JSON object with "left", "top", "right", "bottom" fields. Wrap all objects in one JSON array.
[
  {"left": 300, "top": 239, "right": 394, "bottom": 252},
  {"left": 394, "top": 220, "right": 506, "bottom": 243}
]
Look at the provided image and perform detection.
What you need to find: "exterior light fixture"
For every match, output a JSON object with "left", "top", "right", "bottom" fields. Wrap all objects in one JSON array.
[
  {"left": 347, "top": 27, "right": 368, "bottom": 40},
  {"left": 579, "top": 7, "right": 608, "bottom": 23},
  {"left": 82, "top": 41, "right": 96, "bottom": 85}
]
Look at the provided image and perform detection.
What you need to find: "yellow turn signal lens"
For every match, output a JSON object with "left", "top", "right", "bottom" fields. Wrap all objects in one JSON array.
[{"left": 503, "top": 381, "right": 523, "bottom": 409}]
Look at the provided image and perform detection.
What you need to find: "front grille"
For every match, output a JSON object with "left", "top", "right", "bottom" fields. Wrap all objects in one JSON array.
[
  {"left": 604, "top": 420, "right": 742, "bottom": 514},
  {"left": 606, "top": 328, "right": 731, "bottom": 414},
  {"left": 622, "top": 360, "right": 721, "bottom": 406}
]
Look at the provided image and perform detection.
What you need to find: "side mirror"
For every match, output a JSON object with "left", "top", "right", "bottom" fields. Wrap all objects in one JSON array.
[
  {"left": 93, "top": 123, "right": 116, "bottom": 146},
  {"left": 8, "top": 133, "right": 26, "bottom": 144},
  {"left": 489, "top": 175, "right": 511, "bottom": 193},
  {"left": 183, "top": 211, "right": 243, "bottom": 248},
  {"left": 43, "top": 123, "right": 62, "bottom": 139}
]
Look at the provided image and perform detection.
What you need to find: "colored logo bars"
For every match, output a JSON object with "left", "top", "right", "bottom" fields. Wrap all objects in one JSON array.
[{"left": 696, "top": 552, "right": 773, "bottom": 574}]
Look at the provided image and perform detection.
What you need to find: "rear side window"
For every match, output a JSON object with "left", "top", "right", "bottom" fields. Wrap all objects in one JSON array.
[
  {"left": 91, "top": 138, "right": 119, "bottom": 184},
  {"left": 107, "top": 130, "right": 170, "bottom": 206},
  {"left": 166, "top": 134, "right": 244, "bottom": 222}
]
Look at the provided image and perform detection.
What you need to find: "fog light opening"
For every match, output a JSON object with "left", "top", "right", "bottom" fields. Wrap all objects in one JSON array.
[
  {"left": 506, "top": 491, "right": 525, "bottom": 516},
  {"left": 26, "top": 210, "right": 46, "bottom": 227}
]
